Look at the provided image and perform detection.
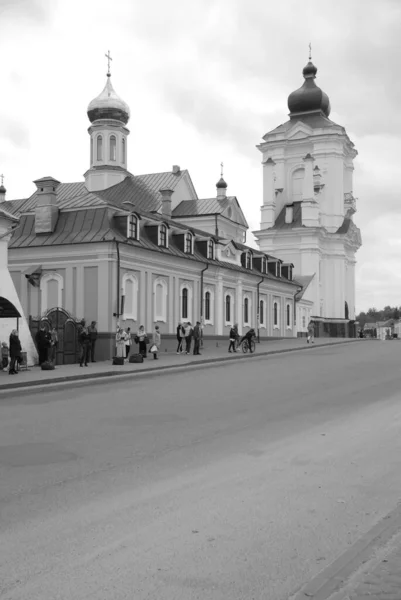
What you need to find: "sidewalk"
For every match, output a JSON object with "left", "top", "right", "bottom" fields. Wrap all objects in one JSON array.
[{"left": 0, "top": 337, "right": 362, "bottom": 393}]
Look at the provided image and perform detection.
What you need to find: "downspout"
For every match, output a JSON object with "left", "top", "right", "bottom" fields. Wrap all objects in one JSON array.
[
  {"left": 256, "top": 276, "right": 264, "bottom": 343},
  {"left": 200, "top": 263, "right": 209, "bottom": 347},
  {"left": 294, "top": 285, "right": 303, "bottom": 335},
  {"left": 215, "top": 214, "right": 218, "bottom": 237},
  {"left": 113, "top": 239, "right": 121, "bottom": 322}
]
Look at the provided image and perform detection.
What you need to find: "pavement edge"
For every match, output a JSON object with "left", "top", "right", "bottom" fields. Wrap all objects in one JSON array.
[{"left": 289, "top": 501, "right": 401, "bottom": 600}]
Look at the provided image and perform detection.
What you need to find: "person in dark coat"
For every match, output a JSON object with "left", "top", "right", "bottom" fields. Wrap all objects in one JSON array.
[
  {"left": 193, "top": 322, "right": 201, "bottom": 355},
  {"left": 184, "top": 322, "right": 193, "bottom": 354},
  {"left": 9, "top": 329, "right": 22, "bottom": 375},
  {"left": 88, "top": 321, "right": 98, "bottom": 362},
  {"left": 78, "top": 320, "right": 91, "bottom": 367},
  {"left": 228, "top": 324, "right": 238, "bottom": 353},
  {"left": 176, "top": 322, "right": 184, "bottom": 354},
  {"left": 35, "top": 325, "right": 51, "bottom": 365}
]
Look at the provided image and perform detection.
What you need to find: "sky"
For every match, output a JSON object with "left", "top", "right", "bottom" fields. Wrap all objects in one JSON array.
[{"left": 0, "top": 0, "right": 400, "bottom": 313}]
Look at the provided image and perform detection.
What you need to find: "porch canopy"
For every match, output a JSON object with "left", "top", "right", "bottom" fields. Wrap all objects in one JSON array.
[{"left": 0, "top": 297, "right": 21, "bottom": 319}]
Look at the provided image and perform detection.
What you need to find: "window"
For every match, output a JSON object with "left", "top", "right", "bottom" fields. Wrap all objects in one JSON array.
[
  {"left": 205, "top": 291, "right": 211, "bottom": 321},
  {"left": 244, "top": 297, "right": 249, "bottom": 324},
  {"left": 97, "top": 135, "right": 103, "bottom": 161},
  {"left": 90, "top": 137, "right": 93, "bottom": 164},
  {"left": 154, "top": 278, "right": 167, "bottom": 322},
  {"left": 182, "top": 287, "right": 188, "bottom": 319},
  {"left": 122, "top": 138, "right": 126, "bottom": 163},
  {"left": 273, "top": 302, "right": 278, "bottom": 327},
  {"left": 127, "top": 215, "right": 138, "bottom": 239},
  {"left": 40, "top": 272, "right": 64, "bottom": 314},
  {"left": 246, "top": 252, "right": 252, "bottom": 270},
  {"left": 286, "top": 303, "right": 291, "bottom": 328},
  {"left": 159, "top": 224, "right": 168, "bottom": 248},
  {"left": 121, "top": 273, "right": 138, "bottom": 320},
  {"left": 110, "top": 135, "right": 117, "bottom": 161},
  {"left": 225, "top": 295, "right": 231, "bottom": 323},
  {"left": 261, "top": 257, "right": 266, "bottom": 273},
  {"left": 184, "top": 232, "right": 193, "bottom": 254},
  {"left": 302, "top": 315, "right": 306, "bottom": 328},
  {"left": 260, "top": 300, "right": 264, "bottom": 325},
  {"left": 207, "top": 239, "right": 215, "bottom": 259}
]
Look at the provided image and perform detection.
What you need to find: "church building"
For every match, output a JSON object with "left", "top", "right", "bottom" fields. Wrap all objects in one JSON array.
[
  {"left": 0, "top": 55, "right": 361, "bottom": 362},
  {"left": 253, "top": 54, "right": 362, "bottom": 336}
]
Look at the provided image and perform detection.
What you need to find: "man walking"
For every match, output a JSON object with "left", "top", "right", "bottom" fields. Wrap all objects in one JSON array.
[
  {"left": 184, "top": 322, "right": 193, "bottom": 355},
  {"left": 79, "top": 319, "right": 91, "bottom": 366},
  {"left": 88, "top": 320, "right": 98, "bottom": 362},
  {"left": 193, "top": 321, "right": 201, "bottom": 355},
  {"left": 307, "top": 320, "right": 315, "bottom": 344}
]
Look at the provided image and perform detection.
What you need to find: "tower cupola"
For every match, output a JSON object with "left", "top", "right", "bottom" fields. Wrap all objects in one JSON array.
[
  {"left": 287, "top": 52, "right": 331, "bottom": 118},
  {"left": 216, "top": 162, "right": 227, "bottom": 198}
]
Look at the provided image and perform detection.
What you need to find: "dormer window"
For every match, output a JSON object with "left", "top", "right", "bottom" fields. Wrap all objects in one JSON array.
[
  {"left": 127, "top": 214, "right": 138, "bottom": 240},
  {"left": 207, "top": 239, "right": 215, "bottom": 259},
  {"left": 184, "top": 232, "right": 193, "bottom": 254},
  {"left": 159, "top": 224, "right": 168, "bottom": 248},
  {"left": 245, "top": 252, "right": 252, "bottom": 270},
  {"left": 260, "top": 256, "right": 266, "bottom": 274}
]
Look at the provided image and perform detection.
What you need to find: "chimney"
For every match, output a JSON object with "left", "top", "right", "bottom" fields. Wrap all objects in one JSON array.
[
  {"left": 159, "top": 187, "right": 174, "bottom": 218},
  {"left": 172, "top": 165, "right": 180, "bottom": 174},
  {"left": 34, "top": 176, "right": 61, "bottom": 234},
  {"left": 285, "top": 204, "right": 294, "bottom": 224}
]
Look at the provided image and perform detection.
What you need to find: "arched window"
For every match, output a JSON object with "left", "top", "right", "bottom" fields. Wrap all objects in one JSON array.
[
  {"left": 184, "top": 233, "right": 193, "bottom": 254},
  {"left": 121, "top": 273, "right": 138, "bottom": 321},
  {"left": 40, "top": 272, "right": 64, "bottom": 314},
  {"left": 110, "top": 135, "right": 117, "bottom": 161},
  {"left": 205, "top": 291, "right": 211, "bottom": 321},
  {"left": 286, "top": 303, "right": 291, "bottom": 328},
  {"left": 182, "top": 287, "right": 188, "bottom": 319},
  {"left": 122, "top": 137, "right": 126, "bottom": 163},
  {"left": 159, "top": 224, "right": 168, "bottom": 247},
  {"left": 97, "top": 135, "right": 103, "bottom": 161},
  {"left": 154, "top": 278, "right": 168, "bottom": 322},
  {"left": 260, "top": 300, "right": 264, "bottom": 325},
  {"left": 207, "top": 239, "right": 214, "bottom": 259},
  {"left": 225, "top": 295, "right": 231, "bottom": 323},
  {"left": 90, "top": 137, "right": 93, "bottom": 164},
  {"left": 244, "top": 297, "right": 249, "bottom": 324},
  {"left": 273, "top": 302, "right": 278, "bottom": 327}
]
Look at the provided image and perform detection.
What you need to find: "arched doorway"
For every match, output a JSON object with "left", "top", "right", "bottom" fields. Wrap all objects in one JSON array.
[{"left": 29, "top": 307, "right": 80, "bottom": 365}]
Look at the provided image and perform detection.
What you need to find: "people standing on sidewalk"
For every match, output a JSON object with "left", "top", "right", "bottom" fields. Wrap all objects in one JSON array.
[
  {"left": 176, "top": 322, "right": 184, "bottom": 354},
  {"left": 35, "top": 325, "right": 51, "bottom": 365},
  {"left": 184, "top": 322, "right": 193, "bottom": 354},
  {"left": 49, "top": 327, "right": 58, "bottom": 365},
  {"left": 9, "top": 329, "right": 21, "bottom": 375},
  {"left": 79, "top": 320, "right": 91, "bottom": 367},
  {"left": 228, "top": 324, "right": 238, "bottom": 353},
  {"left": 2, "top": 341, "right": 9, "bottom": 371},
  {"left": 125, "top": 327, "right": 132, "bottom": 359},
  {"left": 115, "top": 327, "right": 126, "bottom": 360},
  {"left": 88, "top": 321, "right": 98, "bottom": 362},
  {"left": 193, "top": 322, "right": 201, "bottom": 355},
  {"left": 151, "top": 325, "right": 161, "bottom": 359},
  {"left": 137, "top": 325, "right": 148, "bottom": 358},
  {"left": 307, "top": 320, "right": 315, "bottom": 344}
]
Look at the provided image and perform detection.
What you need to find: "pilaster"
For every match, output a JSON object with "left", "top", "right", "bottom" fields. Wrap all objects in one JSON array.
[
  {"left": 236, "top": 279, "right": 243, "bottom": 335},
  {"left": 216, "top": 274, "right": 223, "bottom": 335},
  {"left": 168, "top": 275, "right": 174, "bottom": 333}
]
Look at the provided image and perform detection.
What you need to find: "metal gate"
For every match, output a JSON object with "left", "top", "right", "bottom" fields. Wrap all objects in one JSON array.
[{"left": 29, "top": 307, "right": 80, "bottom": 365}]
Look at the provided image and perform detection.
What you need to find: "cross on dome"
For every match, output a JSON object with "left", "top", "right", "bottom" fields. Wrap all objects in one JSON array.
[{"left": 105, "top": 50, "right": 112, "bottom": 77}]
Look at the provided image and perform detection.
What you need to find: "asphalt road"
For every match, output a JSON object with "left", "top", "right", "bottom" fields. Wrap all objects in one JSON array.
[{"left": 1, "top": 341, "right": 401, "bottom": 600}]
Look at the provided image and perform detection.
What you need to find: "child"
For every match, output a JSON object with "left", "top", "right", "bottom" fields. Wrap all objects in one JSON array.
[
  {"left": 151, "top": 325, "right": 161, "bottom": 359},
  {"left": 1, "top": 341, "right": 9, "bottom": 371}
]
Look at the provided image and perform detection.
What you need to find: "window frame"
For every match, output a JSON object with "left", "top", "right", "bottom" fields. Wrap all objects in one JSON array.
[
  {"left": 184, "top": 232, "right": 193, "bottom": 254},
  {"left": 153, "top": 277, "right": 168, "bottom": 322},
  {"left": 182, "top": 287, "right": 188, "bottom": 319},
  {"left": 273, "top": 300, "right": 279, "bottom": 329},
  {"left": 207, "top": 239, "right": 215, "bottom": 260},
  {"left": 127, "top": 214, "right": 139, "bottom": 240},
  {"left": 158, "top": 224, "right": 168, "bottom": 248},
  {"left": 109, "top": 135, "right": 117, "bottom": 161},
  {"left": 245, "top": 252, "right": 252, "bottom": 270},
  {"left": 122, "top": 137, "right": 126, "bottom": 164},
  {"left": 96, "top": 135, "right": 103, "bottom": 161},
  {"left": 286, "top": 303, "right": 292, "bottom": 329},
  {"left": 259, "top": 299, "right": 264, "bottom": 326},
  {"left": 224, "top": 292, "right": 234, "bottom": 326},
  {"left": 40, "top": 272, "right": 64, "bottom": 314},
  {"left": 121, "top": 273, "right": 138, "bottom": 321}
]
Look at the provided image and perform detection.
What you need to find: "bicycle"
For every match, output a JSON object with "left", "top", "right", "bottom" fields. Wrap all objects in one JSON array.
[{"left": 241, "top": 336, "right": 256, "bottom": 353}]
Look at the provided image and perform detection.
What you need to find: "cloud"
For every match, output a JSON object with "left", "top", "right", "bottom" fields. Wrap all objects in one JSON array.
[
  {"left": 0, "top": 117, "right": 30, "bottom": 148},
  {"left": 0, "top": 0, "right": 53, "bottom": 21}
]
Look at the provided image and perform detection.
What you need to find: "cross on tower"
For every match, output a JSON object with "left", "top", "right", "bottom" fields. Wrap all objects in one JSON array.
[
  {"left": 220, "top": 162, "right": 224, "bottom": 178},
  {"left": 309, "top": 42, "right": 312, "bottom": 61},
  {"left": 105, "top": 50, "right": 112, "bottom": 76},
  {"left": 0, "top": 174, "right": 3, "bottom": 186}
]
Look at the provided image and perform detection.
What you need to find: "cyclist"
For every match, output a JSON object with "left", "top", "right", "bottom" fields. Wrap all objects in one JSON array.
[{"left": 240, "top": 328, "right": 256, "bottom": 353}]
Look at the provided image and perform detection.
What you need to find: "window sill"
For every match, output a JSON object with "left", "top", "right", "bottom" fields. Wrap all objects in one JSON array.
[{"left": 273, "top": 325, "right": 280, "bottom": 330}]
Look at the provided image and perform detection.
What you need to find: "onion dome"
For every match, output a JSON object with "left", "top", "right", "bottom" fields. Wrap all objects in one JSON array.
[
  {"left": 216, "top": 177, "right": 227, "bottom": 189},
  {"left": 288, "top": 60, "right": 331, "bottom": 117},
  {"left": 87, "top": 75, "right": 130, "bottom": 124},
  {"left": 0, "top": 185, "right": 6, "bottom": 194}
]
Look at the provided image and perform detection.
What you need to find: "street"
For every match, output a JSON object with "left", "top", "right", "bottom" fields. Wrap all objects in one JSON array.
[{"left": 1, "top": 341, "right": 401, "bottom": 599}]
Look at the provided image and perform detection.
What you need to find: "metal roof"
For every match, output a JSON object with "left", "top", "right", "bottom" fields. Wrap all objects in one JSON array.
[
  {"left": 272, "top": 201, "right": 303, "bottom": 229},
  {"left": 137, "top": 170, "right": 197, "bottom": 199}
]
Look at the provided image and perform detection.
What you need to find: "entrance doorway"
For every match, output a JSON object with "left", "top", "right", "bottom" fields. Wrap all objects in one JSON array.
[{"left": 29, "top": 308, "right": 79, "bottom": 365}]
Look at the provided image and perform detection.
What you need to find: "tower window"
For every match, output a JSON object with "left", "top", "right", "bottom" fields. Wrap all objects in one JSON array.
[
  {"left": 90, "top": 138, "right": 93, "bottom": 164},
  {"left": 110, "top": 135, "right": 117, "bottom": 161},
  {"left": 97, "top": 135, "right": 103, "bottom": 161},
  {"left": 122, "top": 138, "right": 126, "bottom": 163}
]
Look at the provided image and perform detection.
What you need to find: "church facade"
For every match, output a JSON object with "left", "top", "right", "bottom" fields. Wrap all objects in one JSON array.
[
  {"left": 0, "top": 68, "right": 304, "bottom": 361},
  {"left": 253, "top": 57, "right": 362, "bottom": 336}
]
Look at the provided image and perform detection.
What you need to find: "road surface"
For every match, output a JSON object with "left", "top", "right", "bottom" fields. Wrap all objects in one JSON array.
[{"left": 1, "top": 341, "right": 401, "bottom": 599}]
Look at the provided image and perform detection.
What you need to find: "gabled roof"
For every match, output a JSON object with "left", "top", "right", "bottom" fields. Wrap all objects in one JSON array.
[
  {"left": 293, "top": 274, "right": 315, "bottom": 300},
  {"left": 0, "top": 205, "right": 19, "bottom": 222},
  {"left": 272, "top": 201, "right": 303, "bottom": 229},
  {"left": 137, "top": 169, "right": 198, "bottom": 200},
  {"left": 173, "top": 196, "right": 248, "bottom": 227}
]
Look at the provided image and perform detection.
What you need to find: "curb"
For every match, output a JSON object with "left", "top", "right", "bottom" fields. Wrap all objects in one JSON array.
[
  {"left": 0, "top": 339, "right": 360, "bottom": 395},
  {"left": 288, "top": 501, "right": 401, "bottom": 600}
]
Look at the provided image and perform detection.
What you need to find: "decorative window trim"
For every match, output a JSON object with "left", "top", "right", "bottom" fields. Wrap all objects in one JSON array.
[
  {"left": 243, "top": 293, "right": 252, "bottom": 326},
  {"left": 121, "top": 273, "right": 138, "bottom": 321},
  {"left": 158, "top": 224, "right": 169, "bottom": 248},
  {"left": 286, "top": 302, "right": 292, "bottom": 329},
  {"left": 96, "top": 134, "right": 103, "bottom": 161},
  {"left": 224, "top": 291, "right": 235, "bottom": 326},
  {"left": 273, "top": 299, "right": 280, "bottom": 329},
  {"left": 180, "top": 282, "right": 193, "bottom": 322},
  {"left": 127, "top": 214, "right": 139, "bottom": 240},
  {"left": 153, "top": 277, "right": 168, "bottom": 322},
  {"left": 40, "top": 272, "right": 64, "bottom": 314},
  {"left": 203, "top": 286, "right": 215, "bottom": 325}
]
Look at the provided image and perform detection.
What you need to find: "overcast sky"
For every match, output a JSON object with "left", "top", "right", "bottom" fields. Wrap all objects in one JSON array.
[{"left": 0, "top": 0, "right": 400, "bottom": 313}]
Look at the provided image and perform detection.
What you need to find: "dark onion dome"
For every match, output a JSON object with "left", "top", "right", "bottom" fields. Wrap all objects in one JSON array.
[
  {"left": 216, "top": 177, "right": 227, "bottom": 189},
  {"left": 288, "top": 60, "right": 331, "bottom": 117},
  {"left": 87, "top": 76, "right": 130, "bottom": 124},
  {"left": 0, "top": 185, "right": 6, "bottom": 194}
]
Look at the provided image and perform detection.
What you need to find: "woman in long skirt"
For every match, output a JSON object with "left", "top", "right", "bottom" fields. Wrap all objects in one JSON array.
[{"left": 116, "top": 327, "right": 126, "bottom": 359}]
